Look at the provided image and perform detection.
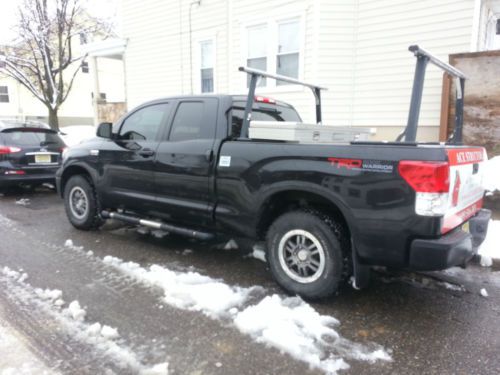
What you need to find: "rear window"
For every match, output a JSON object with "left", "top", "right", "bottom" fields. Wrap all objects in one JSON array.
[
  {"left": 231, "top": 105, "right": 302, "bottom": 138},
  {"left": 1, "top": 129, "right": 65, "bottom": 148}
]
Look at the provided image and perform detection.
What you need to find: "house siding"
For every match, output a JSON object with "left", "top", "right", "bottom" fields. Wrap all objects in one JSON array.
[
  {"left": 121, "top": 0, "right": 484, "bottom": 140},
  {"left": 352, "top": 0, "right": 476, "bottom": 139}
]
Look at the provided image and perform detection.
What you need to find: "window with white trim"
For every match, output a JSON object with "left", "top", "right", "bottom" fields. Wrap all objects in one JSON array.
[
  {"left": 0, "top": 86, "right": 9, "bottom": 103},
  {"left": 276, "top": 19, "right": 300, "bottom": 85},
  {"left": 247, "top": 24, "right": 268, "bottom": 87},
  {"left": 244, "top": 17, "right": 301, "bottom": 88},
  {"left": 200, "top": 40, "right": 214, "bottom": 93}
]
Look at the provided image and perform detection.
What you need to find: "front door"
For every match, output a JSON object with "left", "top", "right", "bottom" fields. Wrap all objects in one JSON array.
[
  {"left": 152, "top": 99, "right": 218, "bottom": 227},
  {"left": 99, "top": 102, "right": 173, "bottom": 214}
]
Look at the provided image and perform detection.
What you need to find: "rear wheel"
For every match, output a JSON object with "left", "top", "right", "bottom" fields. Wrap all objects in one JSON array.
[
  {"left": 64, "top": 175, "right": 103, "bottom": 230},
  {"left": 266, "top": 210, "right": 348, "bottom": 299}
]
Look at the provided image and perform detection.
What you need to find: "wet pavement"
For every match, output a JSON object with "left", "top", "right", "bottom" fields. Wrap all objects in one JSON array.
[{"left": 0, "top": 186, "right": 499, "bottom": 374}]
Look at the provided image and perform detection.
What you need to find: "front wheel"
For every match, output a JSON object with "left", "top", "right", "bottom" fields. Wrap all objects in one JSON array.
[
  {"left": 64, "top": 175, "right": 103, "bottom": 230},
  {"left": 266, "top": 210, "right": 348, "bottom": 299}
]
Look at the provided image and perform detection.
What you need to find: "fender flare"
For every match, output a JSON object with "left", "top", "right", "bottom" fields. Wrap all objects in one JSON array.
[
  {"left": 59, "top": 161, "right": 99, "bottom": 197},
  {"left": 256, "top": 181, "right": 358, "bottom": 240}
]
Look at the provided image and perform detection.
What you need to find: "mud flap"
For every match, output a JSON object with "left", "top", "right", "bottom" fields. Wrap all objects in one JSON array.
[{"left": 352, "top": 249, "right": 371, "bottom": 290}]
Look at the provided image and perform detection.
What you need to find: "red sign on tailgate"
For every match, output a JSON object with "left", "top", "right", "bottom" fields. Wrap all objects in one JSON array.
[{"left": 447, "top": 148, "right": 484, "bottom": 166}]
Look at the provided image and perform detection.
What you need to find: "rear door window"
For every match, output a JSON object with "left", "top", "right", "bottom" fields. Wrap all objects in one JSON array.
[
  {"left": 1, "top": 130, "right": 65, "bottom": 148},
  {"left": 168, "top": 101, "right": 217, "bottom": 141}
]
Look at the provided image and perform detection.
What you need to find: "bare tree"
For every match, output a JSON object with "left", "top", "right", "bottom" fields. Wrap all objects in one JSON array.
[{"left": 0, "top": 0, "right": 110, "bottom": 130}]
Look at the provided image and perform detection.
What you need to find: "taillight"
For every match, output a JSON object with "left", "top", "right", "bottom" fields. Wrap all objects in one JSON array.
[
  {"left": 398, "top": 161, "right": 450, "bottom": 216},
  {"left": 0, "top": 146, "right": 22, "bottom": 154},
  {"left": 398, "top": 161, "right": 449, "bottom": 192},
  {"left": 255, "top": 96, "right": 276, "bottom": 104}
]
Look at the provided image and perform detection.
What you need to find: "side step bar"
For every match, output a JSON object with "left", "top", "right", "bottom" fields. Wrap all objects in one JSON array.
[{"left": 101, "top": 210, "right": 215, "bottom": 241}]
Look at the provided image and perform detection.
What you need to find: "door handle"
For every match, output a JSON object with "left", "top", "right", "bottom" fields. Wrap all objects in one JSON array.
[{"left": 138, "top": 148, "right": 155, "bottom": 157}]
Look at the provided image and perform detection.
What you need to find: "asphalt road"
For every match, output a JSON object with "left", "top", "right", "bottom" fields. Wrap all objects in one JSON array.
[{"left": 0, "top": 186, "right": 499, "bottom": 375}]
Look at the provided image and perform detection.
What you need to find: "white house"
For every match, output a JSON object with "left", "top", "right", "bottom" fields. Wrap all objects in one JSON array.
[
  {"left": 0, "top": 42, "right": 126, "bottom": 127},
  {"left": 118, "top": 0, "right": 500, "bottom": 141}
]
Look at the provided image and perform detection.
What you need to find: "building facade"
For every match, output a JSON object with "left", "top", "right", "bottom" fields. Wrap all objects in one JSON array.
[
  {"left": 0, "top": 47, "right": 125, "bottom": 127},
  {"left": 120, "top": 0, "right": 499, "bottom": 140}
]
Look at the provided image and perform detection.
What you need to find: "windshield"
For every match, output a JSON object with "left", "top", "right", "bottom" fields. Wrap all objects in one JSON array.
[
  {"left": 1, "top": 129, "right": 66, "bottom": 148},
  {"left": 231, "top": 105, "right": 302, "bottom": 138}
]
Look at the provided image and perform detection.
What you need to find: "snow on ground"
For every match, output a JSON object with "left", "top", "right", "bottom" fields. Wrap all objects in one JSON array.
[
  {"left": 223, "top": 239, "right": 238, "bottom": 250},
  {"left": 0, "top": 267, "right": 168, "bottom": 374},
  {"left": 103, "top": 255, "right": 391, "bottom": 373},
  {"left": 102, "top": 256, "right": 261, "bottom": 319},
  {"left": 59, "top": 125, "right": 96, "bottom": 147},
  {"left": 483, "top": 156, "right": 500, "bottom": 193},
  {"left": 250, "top": 245, "right": 267, "bottom": 263},
  {"left": 0, "top": 317, "right": 57, "bottom": 375},
  {"left": 479, "top": 220, "right": 500, "bottom": 261},
  {"left": 15, "top": 199, "right": 30, "bottom": 206}
]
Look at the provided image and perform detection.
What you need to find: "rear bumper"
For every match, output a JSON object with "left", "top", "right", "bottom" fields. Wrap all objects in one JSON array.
[
  {"left": 408, "top": 208, "right": 491, "bottom": 270},
  {"left": 0, "top": 173, "right": 57, "bottom": 187},
  {"left": 0, "top": 165, "right": 59, "bottom": 187}
]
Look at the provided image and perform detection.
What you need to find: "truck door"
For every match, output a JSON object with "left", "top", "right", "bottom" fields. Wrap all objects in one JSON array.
[
  {"left": 153, "top": 98, "right": 218, "bottom": 227},
  {"left": 98, "top": 102, "right": 173, "bottom": 213}
]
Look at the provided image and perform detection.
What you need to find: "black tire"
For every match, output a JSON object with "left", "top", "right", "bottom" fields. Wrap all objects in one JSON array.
[
  {"left": 266, "top": 210, "right": 348, "bottom": 299},
  {"left": 63, "top": 175, "right": 103, "bottom": 230}
]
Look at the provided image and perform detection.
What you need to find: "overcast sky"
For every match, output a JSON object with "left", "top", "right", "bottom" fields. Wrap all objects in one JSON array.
[{"left": 0, "top": 0, "right": 119, "bottom": 44}]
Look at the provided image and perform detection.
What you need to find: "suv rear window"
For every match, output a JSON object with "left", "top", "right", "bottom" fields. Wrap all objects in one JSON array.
[
  {"left": 1, "top": 129, "right": 65, "bottom": 148},
  {"left": 231, "top": 104, "right": 302, "bottom": 138}
]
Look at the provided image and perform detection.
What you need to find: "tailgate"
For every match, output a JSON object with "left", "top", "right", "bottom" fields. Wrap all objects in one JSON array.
[{"left": 442, "top": 148, "right": 486, "bottom": 233}]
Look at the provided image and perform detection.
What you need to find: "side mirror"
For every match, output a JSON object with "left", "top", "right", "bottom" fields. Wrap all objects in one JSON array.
[{"left": 96, "top": 122, "right": 113, "bottom": 139}]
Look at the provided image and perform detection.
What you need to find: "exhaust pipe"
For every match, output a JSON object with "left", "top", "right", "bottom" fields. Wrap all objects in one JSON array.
[{"left": 101, "top": 210, "right": 215, "bottom": 241}]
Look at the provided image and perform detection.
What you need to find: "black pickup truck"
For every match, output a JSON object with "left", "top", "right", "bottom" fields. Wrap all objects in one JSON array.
[{"left": 56, "top": 46, "right": 491, "bottom": 298}]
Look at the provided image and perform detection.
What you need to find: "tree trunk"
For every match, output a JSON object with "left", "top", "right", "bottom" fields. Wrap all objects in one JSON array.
[{"left": 48, "top": 106, "right": 59, "bottom": 131}]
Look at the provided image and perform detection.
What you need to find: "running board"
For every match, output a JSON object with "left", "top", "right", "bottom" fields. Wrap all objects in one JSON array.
[{"left": 101, "top": 210, "right": 215, "bottom": 241}]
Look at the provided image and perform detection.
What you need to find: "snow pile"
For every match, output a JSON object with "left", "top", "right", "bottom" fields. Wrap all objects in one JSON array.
[
  {"left": 0, "top": 267, "right": 168, "bottom": 374},
  {"left": 223, "top": 239, "right": 238, "bottom": 250},
  {"left": 478, "top": 220, "right": 500, "bottom": 261},
  {"left": 482, "top": 156, "right": 500, "bottom": 193},
  {"left": 480, "top": 255, "right": 493, "bottom": 267},
  {"left": 104, "top": 256, "right": 391, "bottom": 373},
  {"left": 250, "top": 245, "right": 267, "bottom": 263},
  {"left": 151, "top": 230, "right": 169, "bottom": 239},
  {"left": 64, "top": 239, "right": 84, "bottom": 251},
  {"left": 66, "top": 300, "right": 86, "bottom": 321},
  {"left": 234, "top": 295, "right": 390, "bottom": 373},
  {"left": 235, "top": 295, "right": 348, "bottom": 372},
  {"left": 60, "top": 125, "right": 96, "bottom": 147},
  {"left": 102, "top": 256, "right": 259, "bottom": 319},
  {"left": 15, "top": 198, "right": 30, "bottom": 206},
  {"left": 0, "top": 322, "right": 57, "bottom": 375}
]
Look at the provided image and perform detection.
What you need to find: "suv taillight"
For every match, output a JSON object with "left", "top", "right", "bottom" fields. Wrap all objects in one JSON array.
[
  {"left": 0, "top": 146, "right": 22, "bottom": 154},
  {"left": 398, "top": 161, "right": 450, "bottom": 216}
]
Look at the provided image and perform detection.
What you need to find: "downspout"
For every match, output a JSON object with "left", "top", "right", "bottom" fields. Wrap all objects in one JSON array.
[{"left": 471, "top": 0, "right": 483, "bottom": 51}]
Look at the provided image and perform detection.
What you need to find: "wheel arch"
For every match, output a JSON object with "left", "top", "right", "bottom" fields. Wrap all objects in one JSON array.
[
  {"left": 255, "top": 186, "right": 354, "bottom": 243},
  {"left": 60, "top": 163, "right": 96, "bottom": 197}
]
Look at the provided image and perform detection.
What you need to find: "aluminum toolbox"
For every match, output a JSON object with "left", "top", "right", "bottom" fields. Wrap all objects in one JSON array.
[{"left": 249, "top": 121, "right": 375, "bottom": 143}]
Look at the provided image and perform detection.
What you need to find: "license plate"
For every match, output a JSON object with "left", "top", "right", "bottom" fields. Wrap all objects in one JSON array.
[
  {"left": 35, "top": 154, "right": 51, "bottom": 163},
  {"left": 462, "top": 221, "right": 470, "bottom": 233}
]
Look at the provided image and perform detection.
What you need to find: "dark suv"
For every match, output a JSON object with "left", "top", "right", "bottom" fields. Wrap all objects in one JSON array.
[{"left": 0, "top": 119, "right": 66, "bottom": 191}]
